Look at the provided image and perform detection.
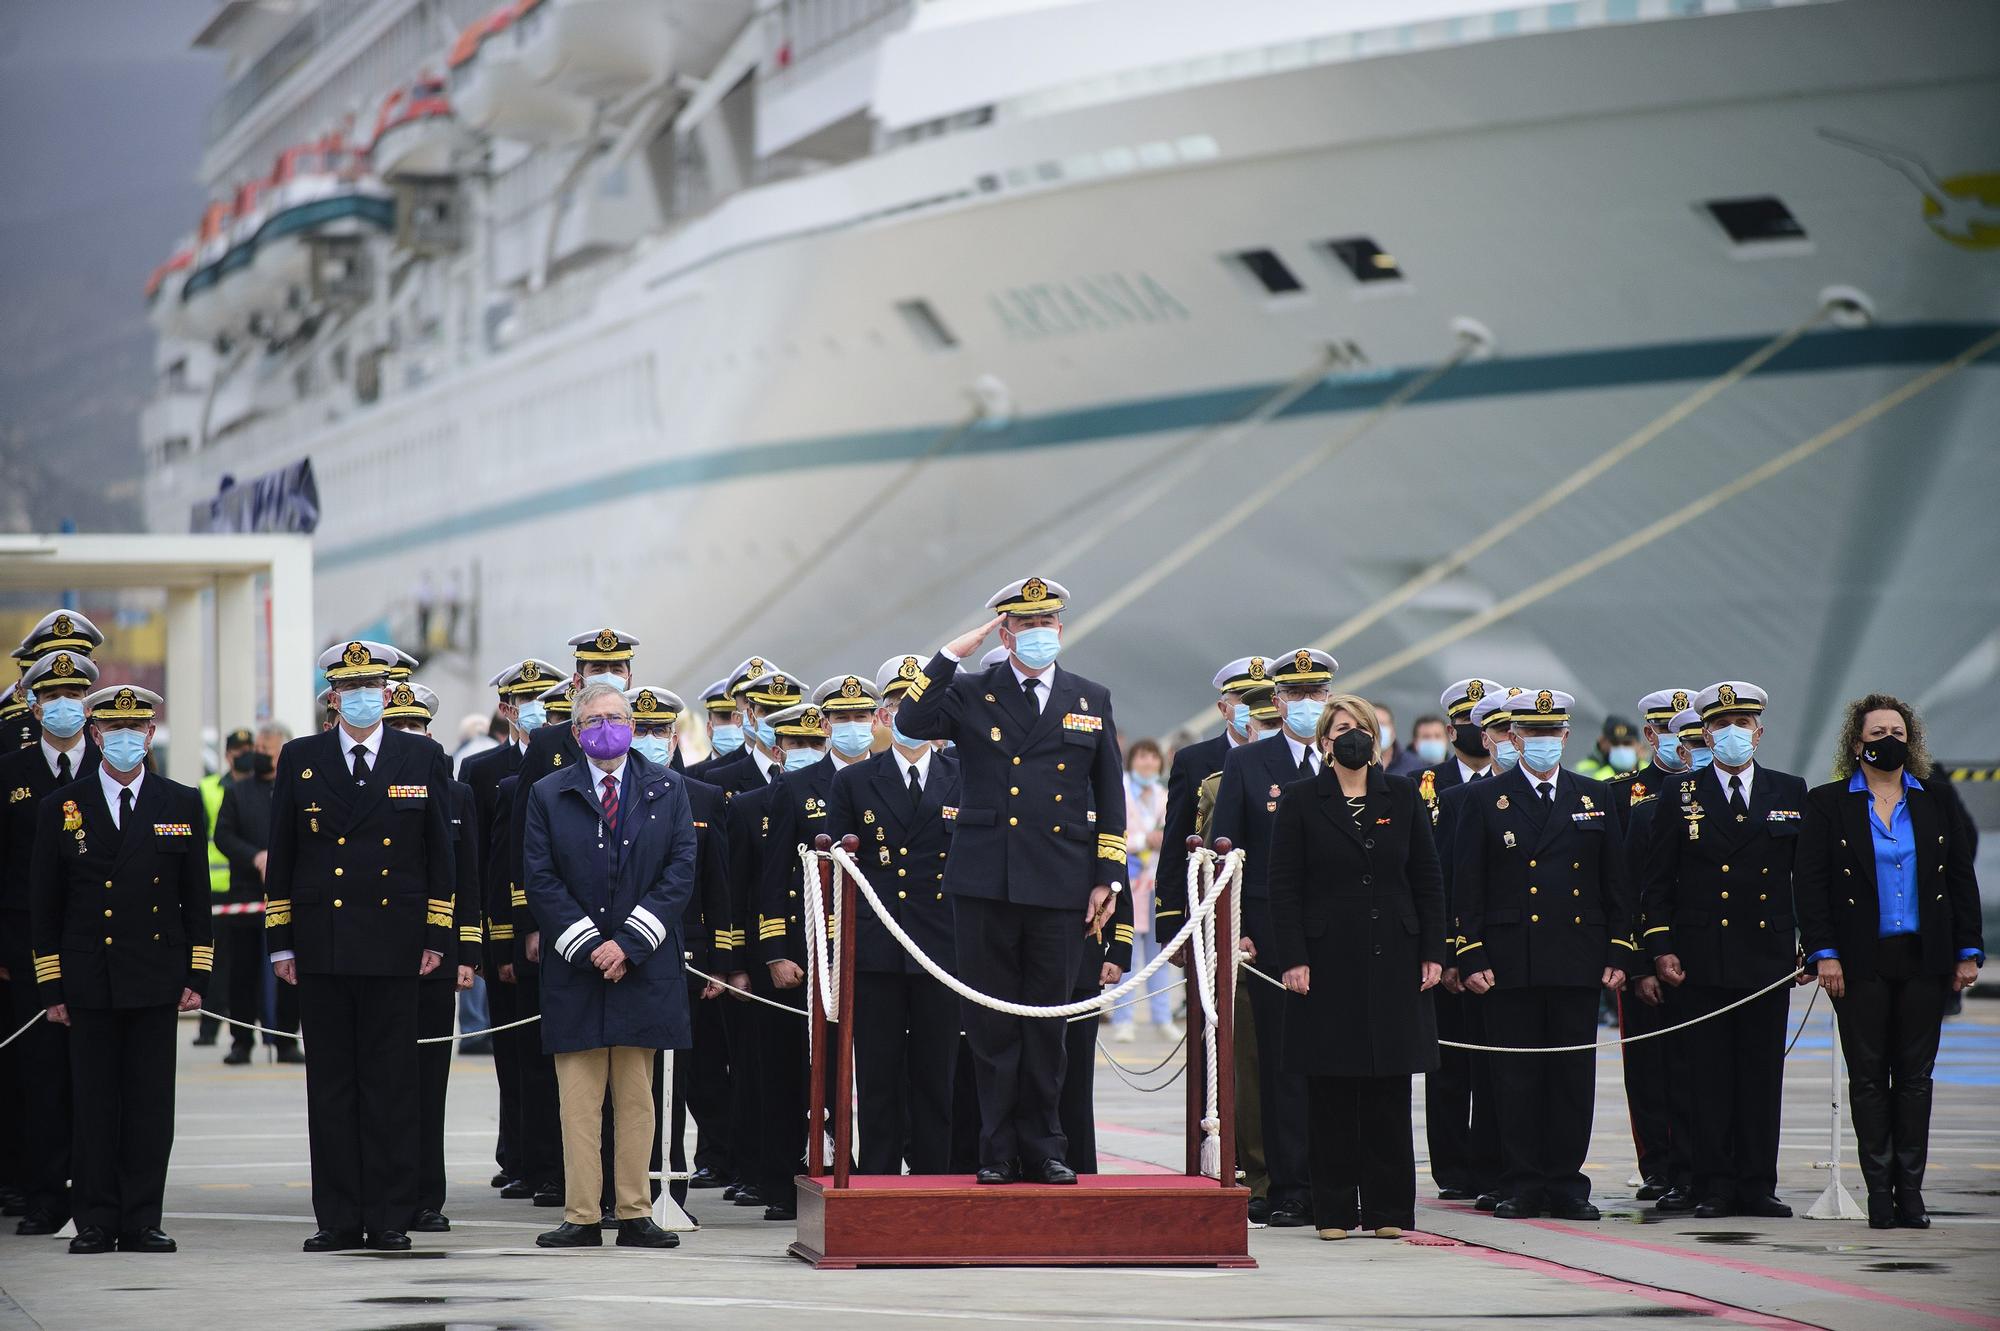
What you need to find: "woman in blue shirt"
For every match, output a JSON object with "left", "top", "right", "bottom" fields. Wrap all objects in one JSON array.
[{"left": 1795, "top": 695, "right": 1983, "bottom": 1230}]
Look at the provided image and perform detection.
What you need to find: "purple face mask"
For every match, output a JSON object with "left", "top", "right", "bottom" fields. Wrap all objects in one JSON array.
[{"left": 577, "top": 718, "right": 634, "bottom": 760}]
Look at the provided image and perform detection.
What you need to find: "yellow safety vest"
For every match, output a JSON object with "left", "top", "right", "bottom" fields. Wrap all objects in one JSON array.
[{"left": 200, "top": 773, "right": 230, "bottom": 893}]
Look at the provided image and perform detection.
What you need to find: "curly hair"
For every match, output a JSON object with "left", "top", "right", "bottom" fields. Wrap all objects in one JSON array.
[{"left": 1830, "top": 693, "right": 1931, "bottom": 781}]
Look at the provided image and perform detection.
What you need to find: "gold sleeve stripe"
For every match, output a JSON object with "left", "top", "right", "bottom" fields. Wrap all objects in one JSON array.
[
  {"left": 265, "top": 910, "right": 292, "bottom": 928},
  {"left": 1642, "top": 925, "right": 1670, "bottom": 937},
  {"left": 489, "top": 923, "right": 516, "bottom": 940},
  {"left": 190, "top": 946, "right": 216, "bottom": 971},
  {"left": 1454, "top": 940, "right": 1482, "bottom": 956},
  {"left": 263, "top": 898, "right": 291, "bottom": 910},
  {"left": 758, "top": 922, "right": 788, "bottom": 939},
  {"left": 427, "top": 899, "right": 455, "bottom": 913},
  {"left": 33, "top": 955, "right": 61, "bottom": 980},
  {"left": 1096, "top": 845, "right": 1128, "bottom": 865},
  {"left": 1113, "top": 925, "right": 1134, "bottom": 943},
  {"left": 510, "top": 888, "right": 527, "bottom": 906},
  {"left": 459, "top": 926, "right": 482, "bottom": 941},
  {"left": 426, "top": 910, "right": 454, "bottom": 929},
  {"left": 1154, "top": 908, "right": 1183, "bottom": 920},
  {"left": 1612, "top": 936, "right": 1640, "bottom": 951}
]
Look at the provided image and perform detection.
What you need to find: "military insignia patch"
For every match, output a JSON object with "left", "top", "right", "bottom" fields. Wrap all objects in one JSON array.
[
  {"left": 841, "top": 676, "right": 862, "bottom": 698},
  {"left": 880, "top": 847, "right": 891, "bottom": 866},
  {"left": 1503, "top": 830, "right": 1517, "bottom": 848},
  {"left": 1496, "top": 794, "right": 1509, "bottom": 810},
  {"left": 1249, "top": 657, "right": 1265, "bottom": 680},
  {"left": 301, "top": 768, "right": 313, "bottom": 780},
  {"left": 388, "top": 785, "right": 429, "bottom": 798},
  {"left": 899, "top": 656, "right": 919, "bottom": 680},
  {"left": 53, "top": 613, "right": 73, "bottom": 637},
  {"left": 990, "top": 727, "right": 1002, "bottom": 741},
  {"left": 941, "top": 806, "right": 957, "bottom": 820},
  {"left": 1671, "top": 691, "right": 1689, "bottom": 712},
  {"left": 552, "top": 754, "right": 564, "bottom": 766},
  {"left": 62, "top": 799, "right": 82, "bottom": 831},
  {"left": 51, "top": 653, "right": 75, "bottom": 678},
  {"left": 392, "top": 684, "right": 415, "bottom": 707},
  {"left": 521, "top": 660, "right": 543, "bottom": 682},
  {"left": 1418, "top": 770, "right": 1436, "bottom": 804},
  {"left": 1580, "top": 795, "right": 1594, "bottom": 810},
  {"left": 8, "top": 787, "right": 29, "bottom": 804},
  {"left": 342, "top": 641, "right": 369, "bottom": 668},
  {"left": 863, "top": 809, "right": 876, "bottom": 824},
  {"left": 153, "top": 823, "right": 193, "bottom": 836},
  {"left": 1536, "top": 690, "right": 1554, "bottom": 714},
  {"left": 1269, "top": 784, "right": 1282, "bottom": 798},
  {"left": 595, "top": 628, "right": 619, "bottom": 652},
  {"left": 1023, "top": 577, "right": 1048, "bottom": 602},
  {"left": 1294, "top": 649, "right": 1312, "bottom": 674},
  {"left": 1718, "top": 683, "right": 1738, "bottom": 707},
  {"left": 1466, "top": 679, "right": 1485, "bottom": 703},
  {"left": 1061, "top": 713, "right": 1103, "bottom": 733},
  {"left": 1630, "top": 781, "right": 1647, "bottom": 800}
]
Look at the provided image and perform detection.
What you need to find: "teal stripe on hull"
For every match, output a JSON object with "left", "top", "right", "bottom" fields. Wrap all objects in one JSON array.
[{"left": 317, "top": 321, "right": 1999, "bottom": 570}]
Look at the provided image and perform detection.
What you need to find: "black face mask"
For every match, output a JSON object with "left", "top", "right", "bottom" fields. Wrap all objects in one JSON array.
[
  {"left": 1453, "top": 722, "right": 1485, "bottom": 757},
  {"left": 1330, "top": 729, "right": 1375, "bottom": 771},
  {"left": 231, "top": 751, "right": 256, "bottom": 775},
  {"left": 253, "top": 752, "right": 274, "bottom": 777},
  {"left": 1858, "top": 735, "right": 1908, "bottom": 772}
]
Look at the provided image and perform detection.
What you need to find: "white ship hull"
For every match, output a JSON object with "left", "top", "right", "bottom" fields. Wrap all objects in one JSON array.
[{"left": 145, "top": 0, "right": 2000, "bottom": 765}]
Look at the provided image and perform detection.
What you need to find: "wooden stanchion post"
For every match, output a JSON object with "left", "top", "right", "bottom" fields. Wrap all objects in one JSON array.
[
  {"left": 833, "top": 835, "right": 860, "bottom": 1189},
  {"left": 1212, "top": 837, "right": 1238, "bottom": 1191},
  {"left": 807, "top": 834, "right": 834, "bottom": 1178},
  {"left": 1183, "top": 835, "right": 1205, "bottom": 1178}
]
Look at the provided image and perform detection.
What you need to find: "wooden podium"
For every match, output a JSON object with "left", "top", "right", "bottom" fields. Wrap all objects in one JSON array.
[{"left": 788, "top": 835, "right": 1253, "bottom": 1270}]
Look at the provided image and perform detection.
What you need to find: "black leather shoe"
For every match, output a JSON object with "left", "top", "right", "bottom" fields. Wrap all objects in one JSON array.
[
  {"left": 1266, "top": 1200, "right": 1312, "bottom": 1227},
  {"left": 1549, "top": 1199, "right": 1601, "bottom": 1222},
  {"left": 731, "top": 1185, "right": 765, "bottom": 1206},
  {"left": 499, "top": 1178, "right": 537, "bottom": 1200},
  {"left": 366, "top": 1230, "right": 411, "bottom": 1251},
  {"left": 689, "top": 1166, "right": 725, "bottom": 1189},
  {"left": 191, "top": 1032, "right": 218, "bottom": 1048},
  {"left": 532, "top": 1186, "right": 563, "bottom": 1208},
  {"left": 1739, "top": 1195, "right": 1792, "bottom": 1219},
  {"left": 1034, "top": 1159, "right": 1078, "bottom": 1186},
  {"left": 18, "top": 1209, "right": 68, "bottom": 1236},
  {"left": 1634, "top": 1182, "right": 1667, "bottom": 1202},
  {"left": 408, "top": 1209, "right": 450, "bottom": 1233},
  {"left": 275, "top": 1046, "right": 307, "bottom": 1065},
  {"left": 1438, "top": 1186, "right": 1478, "bottom": 1201},
  {"left": 975, "top": 1161, "right": 1021, "bottom": 1185},
  {"left": 302, "top": 1229, "right": 363, "bottom": 1252},
  {"left": 1693, "top": 1199, "right": 1736, "bottom": 1219},
  {"left": 67, "top": 1226, "right": 114, "bottom": 1254},
  {"left": 1654, "top": 1187, "right": 1696, "bottom": 1213},
  {"left": 1246, "top": 1195, "right": 1271, "bottom": 1224},
  {"left": 1867, "top": 1194, "right": 1896, "bottom": 1230},
  {"left": 490, "top": 1172, "right": 512, "bottom": 1189},
  {"left": 1895, "top": 1201, "right": 1930, "bottom": 1230},
  {"left": 117, "top": 1228, "right": 177, "bottom": 1253},
  {"left": 222, "top": 1046, "right": 252, "bottom": 1066},
  {"left": 617, "top": 1217, "right": 679, "bottom": 1248},
  {"left": 1474, "top": 1193, "right": 1501, "bottom": 1213},
  {"left": 762, "top": 1204, "right": 797, "bottom": 1222},
  {"left": 1494, "top": 1197, "right": 1540, "bottom": 1219},
  {"left": 536, "top": 1221, "right": 602, "bottom": 1248},
  {"left": 0, "top": 1186, "right": 25, "bottom": 1217}
]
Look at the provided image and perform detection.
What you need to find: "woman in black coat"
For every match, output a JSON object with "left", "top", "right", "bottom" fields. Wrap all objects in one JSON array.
[
  {"left": 1795, "top": 694, "right": 1983, "bottom": 1229},
  {"left": 1268, "top": 695, "right": 1446, "bottom": 1240}
]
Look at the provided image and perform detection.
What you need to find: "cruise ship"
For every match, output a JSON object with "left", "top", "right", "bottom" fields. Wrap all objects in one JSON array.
[{"left": 140, "top": 0, "right": 2000, "bottom": 767}]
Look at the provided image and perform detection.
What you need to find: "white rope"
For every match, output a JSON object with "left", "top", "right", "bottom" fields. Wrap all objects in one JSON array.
[
  {"left": 1239, "top": 962, "right": 1806, "bottom": 1052},
  {"left": 0, "top": 1009, "right": 45, "bottom": 1049},
  {"left": 798, "top": 843, "right": 842, "bottom": 1023},
  {"left": 1189, "top": 850, "right": 1223, "bottom": 1177}
]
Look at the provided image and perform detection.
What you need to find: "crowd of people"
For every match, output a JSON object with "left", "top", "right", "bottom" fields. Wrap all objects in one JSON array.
[{"left": 0, "top": 587, "right": 1984, "bottom": 1257}]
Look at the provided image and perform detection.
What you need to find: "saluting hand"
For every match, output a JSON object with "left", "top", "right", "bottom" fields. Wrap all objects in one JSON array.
[{"left": 945, "top": 616, "right": 1003, "bottom": 661}]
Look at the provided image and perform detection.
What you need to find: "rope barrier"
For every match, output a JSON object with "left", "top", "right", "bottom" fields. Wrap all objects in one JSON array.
[
  {"left": 0, "top": 1009, "right": 45, "bottom": 1050},
  {"left": 1239, "top": 961, "right": 1807, "bottom": 1052}
]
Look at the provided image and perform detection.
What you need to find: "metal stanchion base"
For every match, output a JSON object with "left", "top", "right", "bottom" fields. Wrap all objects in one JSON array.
[{"left": 1806, "top": 1176, "right": 1865, "bottom": 1221}]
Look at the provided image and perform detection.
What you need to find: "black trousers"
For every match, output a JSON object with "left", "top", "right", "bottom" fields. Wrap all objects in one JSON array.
[
  {"left": 1680, "top": 983, "right": 1788, "bottom": 1204},
  {"left": 1618, "top": 988, "right": 1678, "bottom": 1186},
  {"left": 1307, "top": 1074, "right": 1415, "bottom": 1230},
  {"left": 68, "top": 1004, "right": 177, "bottom": 1235},
  {"left": 516, "top": 965, "right": 563, "bottom": 1189},
  {"left": 952, "top": 896, "right": 1082, "bottom": 1168},
  {"left": 1426, "top": 989, "right": 1500, "bottom": 1193},
  {"left": 685, "top": 977, "right": 734, "bottom": 1177},
  {"left": 1058, "top": 984, "right": 1101, "bottom": 1175},
  {"left": 486, "top": 970, "right": 522, "bottom": 1178},
  {"left": 415, "top": 973, "right": 456, "bottom": 1216},
  {"left": 948, "top": 1034, "right": 979, "bottom": 1172},
  {"left": 754, "top": 972, "right": 808, "bottom": 1207},
  {"left": 1241, "top": 898, "right": 1311, "bottom": 1206},
  {"left": 1483, "top": 985, "right": 1597, "bottom": 1206},
  {"left": 1831, "top": 937, "right": 1948, "bottom": 1201},
  {"left": 1654, "top": 985, "right": 1699, "bottom": 1190},
  {"left": 722, "top": 988, "right": 763, "bottom": 1186},
  {"left": 1, "top": 914, "right": 70, "bottom": 1218},
  {"left": 298, "top": 972, "right": 419, "bottom": 1234},
  {"left": 854, "top": 970, "right": 957, "bottom": 1175}
]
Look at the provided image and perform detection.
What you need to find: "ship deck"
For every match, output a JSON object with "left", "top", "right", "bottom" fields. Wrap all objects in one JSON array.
[{"left": 1, "top": 987, "right": 1996, "bottom": 1331}]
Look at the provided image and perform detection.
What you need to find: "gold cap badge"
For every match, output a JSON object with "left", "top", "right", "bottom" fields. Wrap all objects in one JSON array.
[
  {"left": 1718, "top": 684, "right": 1738, "bottom": 707},
  {"left": 841, "top": 676, "right": 862, "bottom": 698},
  {"left": 899, "top": 656, "right": 919, "bottom": 680},
  {"left": 1248, "top": 657, "right": 1265, "bottom": 680},
  {"left": 1022, "top": 577, "right": 1047, "bottom": 602},
  {"left": 595, "top": 629, "right": 619, "bottom": 653},
  {"left": 1536, "top": 690, "right": 1554, "bottom": 714},
  {"left": 1466, "top": 679, "right": 1485, "bottom": 702}
]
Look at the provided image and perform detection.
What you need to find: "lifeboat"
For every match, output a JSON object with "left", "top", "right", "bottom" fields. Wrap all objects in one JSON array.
[
  {"left": 369, "top": 75, "right": 469, "bottom": 178},
  {"left": 448, "top": 1, "right": 591, "bottom": 144},
  {"left": 516, "top": 0, "right": 675, "bottom": 99},
  {"left": 178, "top": 201, "right": 237, "bottom": 343},
  {"left": 248, "top": 137, "right": 395, "bottom": 328},
  {"left": 210, "top": 179, "right": 270, "bottom": 338},
  {"left": 145, "top": 243, "right": 196, "bottom": 338}
]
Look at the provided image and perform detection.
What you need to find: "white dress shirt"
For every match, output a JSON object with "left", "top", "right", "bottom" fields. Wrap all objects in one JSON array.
[
  {"left": 1719, "top": 762, "right": 1756, "bottom": 805},
  {"left": 41, "top": 737, "right": 81, "bottom": 782},
  {"left": 1457, "top": 756, "right": 1490, "bottom": 784},
  {"left": 898, "top": 745, "right": 933, "bottom": 791},
  {"left": 340, "top": 722, "right": 383, "bottom": 776},
  {"left": 100, "top": 765, "right": 143, "bottom": 827},
  {"left": 1283, "top": 732, "right": 1318, "bottom": 777}
]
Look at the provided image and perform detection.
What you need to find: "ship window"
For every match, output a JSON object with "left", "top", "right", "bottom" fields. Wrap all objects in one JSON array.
[
  {"left": 1705, "top": 196, "right": 1805, "bottom": 244},
  {"left": 896, "top": 299, "right": 959, "bottom": 352},
  {"left": 1230, "top": 249, "right": 1303, "bottom": 295},
  {"left": 1323, "top": 236, "right": 1403, "bottom": 283}
]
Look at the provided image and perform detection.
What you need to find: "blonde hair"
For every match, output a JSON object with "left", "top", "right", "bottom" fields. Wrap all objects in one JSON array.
[{"left": 1316, "top": 693, "right": 1380, "bottom": 760}]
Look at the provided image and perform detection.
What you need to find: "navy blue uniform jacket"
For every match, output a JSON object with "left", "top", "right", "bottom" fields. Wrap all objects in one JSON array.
[{"left": 523, "top": 751, "right": 696, "bottom": 1054}]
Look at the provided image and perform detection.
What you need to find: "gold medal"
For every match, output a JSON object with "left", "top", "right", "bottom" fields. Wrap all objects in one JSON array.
[
  {"left": 1496, "top": 795, "right": 1509, "bottom": 810},
  {"left": 990, "top": 727, "right": 1002, "bottom": 742}
]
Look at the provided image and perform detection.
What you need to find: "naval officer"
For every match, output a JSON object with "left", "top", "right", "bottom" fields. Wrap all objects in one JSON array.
[
  {"left": 265, "top": 640, "right": 457, "bottom": 1251},
  {"left": 29, "top": 685, "right": 208, "bottom": 1254},
  {"left": 1642, "top": 681, "right": 1804, "bottom": 1219},
  {"left": 894, "top": 577, "right": 1127, "bottom": 1186},
  {"left": 1153, "top": 655, "right": 1273, "bottom": 936},
  {"left": 1453, "top": 688, "right": 1633, "bottom": 1221}
]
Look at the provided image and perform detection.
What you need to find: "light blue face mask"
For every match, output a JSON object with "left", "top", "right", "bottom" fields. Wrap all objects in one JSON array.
[
  {"left": 100, "top": 728, "right": 148, "bottom": 774},
  {"left": 754, "top": 717, "right": 777, "bottom": 749},
  {"left": 1519, "top": 736, "right": 1565, "bottom": 772},
  {"left": 830, "top": 720, "right": 874, "bottom": 758},
  {"left": 583, "top": 671, "right": 626, "bottom": 691},
  {"left": 1415, "top": 737, "right": 1449, "bottom": 767},
  {"left": 515, "top": 701, "right": 548, "bottom": 732},
  {"left": 1231, "top": 702, "right": 1252, "bottom": 736},
  {"left": 1688, "top": 743, "right": 1715, "bottom": 770},
  {"left": 709, "top": 722, "right": 744, "bottom": 756},
  {"left": 1655, "top": 733, "right": 1683, "bottom": 767},
  {"left": 1284, "top": 697, "right": 1325, "bottom": 739},
  {"left": 1010, "top": 627, "right": 1061, "bottom": 670},
  {"left": 1708, "top": 723, "right": 1757, "bottom": 767},
  {"left": 631, "top": 734, "right": 672, "bottom": 766},
  {"left": 783, "top": 746, "right": 823, "bottom": 772},
  {"left": 338, "top": 686, "right": 386, "bottom": 729},
  {"left": 38, "top": 696, "right": 86, "bottom": 739},
  {"left": 1491, "top": 738, "right": 1520, "bottom": 772},
  {"left": 1608, "top": 744, "right": 1639, "bottom": 773},
  {"left": 890, "top": 715, "right": 923, "bottom": 749}
]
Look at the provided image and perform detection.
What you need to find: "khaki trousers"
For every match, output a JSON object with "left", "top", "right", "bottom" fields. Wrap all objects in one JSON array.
[{"left": 554, "top": 1046, "right": 655, "bottom": 1223}]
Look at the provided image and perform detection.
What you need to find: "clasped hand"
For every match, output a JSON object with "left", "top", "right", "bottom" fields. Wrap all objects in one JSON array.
[{"left": 590, "top": 939, "right": 629, "bottom": 983}]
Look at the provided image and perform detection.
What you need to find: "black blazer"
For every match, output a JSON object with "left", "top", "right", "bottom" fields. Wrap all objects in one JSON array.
[
  {"left": 0, "top": 739, "right": 99, "bottom": 914},
  {"left": 828, "top": 749, "right": 962, "bottom": 974},
  {"left": 683, "top": 776, "right": 737, "bottom": 974},
  {"left": 1210, "top": 733, "right": 1316, "bottom": 906},
  {"left": 1267, "top": 766, "right": 1444, "bottom": 1077},
  {"left": 213, "top": 776, "right": 275, "bottom": 899},
  {"left": 1154, "top": 731, "right": 1230, "bottom": 927},
  {"left": 1794, "top": 775, "right": 1982, "bottom": 979}
]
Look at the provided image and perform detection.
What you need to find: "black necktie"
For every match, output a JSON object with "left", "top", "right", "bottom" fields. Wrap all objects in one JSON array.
[
  {"left": 1538, "top": 781, "right": 1554, "bottom": 805},
  {"left": 1300, "top": 749, "right": 1317, "bottom": 779},
  {"left": 907, "top": 763, "right": 923, "bottom": 807},
  {"left": 352, "top": 744, "right": 371, "bottom": 784},
  {"left": 118, "top": 787, "right": 133, "bottom": 830},
  {"left": 1729, "top": 776, "right": 1747, "bottom": 818},
  {"left": 57, "top": 752, "right": 71, "bottom": 783},
  {"left": 1021, "top": 677, "right": 1039, "bottom": 712}
]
